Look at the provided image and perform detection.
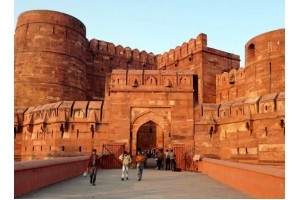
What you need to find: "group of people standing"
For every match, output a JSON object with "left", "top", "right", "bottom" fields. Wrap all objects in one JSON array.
[
  {"left": 86, "top": 148, "right": 176, "bottom": 186},
  {"left": 155, "top": 149, "right": 176, "bottom": 171},
  {"left": 165, "top": 149, "right": 176, "bottom": 171}
]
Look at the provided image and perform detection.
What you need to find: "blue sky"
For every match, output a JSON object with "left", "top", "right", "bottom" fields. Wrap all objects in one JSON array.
[{"left": 14, "top": 0, "right": 285, "bottom": 66}]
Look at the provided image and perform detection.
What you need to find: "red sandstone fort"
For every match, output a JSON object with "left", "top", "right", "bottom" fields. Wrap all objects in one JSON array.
[{"left": 14, "top": 10, "right": 285, "bottom": 168}]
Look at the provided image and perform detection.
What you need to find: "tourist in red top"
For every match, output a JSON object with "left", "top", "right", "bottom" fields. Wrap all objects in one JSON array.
[{"left": 87, "top": 149, "right": 101, "bottom": 186}]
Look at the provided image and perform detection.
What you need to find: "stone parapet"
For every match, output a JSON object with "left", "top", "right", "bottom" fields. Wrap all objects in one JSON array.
[
  {"left": 202, "top": 158, "right": 284, "bottom": 198},
  {"left": 14, "top": 156, "right": 89, "bottom": 197}
]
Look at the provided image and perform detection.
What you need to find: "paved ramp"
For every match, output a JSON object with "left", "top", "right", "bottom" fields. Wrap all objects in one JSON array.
[{"left": 17, "top": 168, "right": 253, "bottom": 199}]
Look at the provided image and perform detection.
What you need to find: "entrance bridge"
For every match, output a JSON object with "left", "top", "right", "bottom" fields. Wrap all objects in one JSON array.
[{"left": 14, "top": 156, "right": 284, "bottom": 198}]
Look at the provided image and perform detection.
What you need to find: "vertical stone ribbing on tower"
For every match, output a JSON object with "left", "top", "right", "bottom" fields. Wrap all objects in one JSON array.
[
  {"left": 244, "top": 29, "right": 285, "bottom": 97},
  {"left": 14, "top": 10, "right": 88, "bottom": 108}
]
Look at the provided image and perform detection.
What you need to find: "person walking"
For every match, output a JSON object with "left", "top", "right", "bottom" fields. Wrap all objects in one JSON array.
[
  {"left": 170, "top": 149, "right": 176, "bottom": 171},
  {"left": 87, "top": 149, "right": 101, "bottom": 186},
  {"left": 136, "top": 151, "right": 145, "bottom": 181},
  {"left": 142, "top": 150, "right": 148, "bottom": 168},
  {"left": 156, "top": 149, "right": 163, "bottom": 170},
  {"left": 119, "top": 151, "right": 132, "bottom": 181},
  {"left": 165, "top": 149, "right": 170, "bottom": 170}
]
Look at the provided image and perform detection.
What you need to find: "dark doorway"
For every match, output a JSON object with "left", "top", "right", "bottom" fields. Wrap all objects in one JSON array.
[
  {"left": 193, "top": 75, "right": 199, "bottom": 102},
  {"left": 136, "top": 121, "right": 162, "bottom": 168},
  {"left": 137, "top": 121, "right": 156, "bottom": 151}
]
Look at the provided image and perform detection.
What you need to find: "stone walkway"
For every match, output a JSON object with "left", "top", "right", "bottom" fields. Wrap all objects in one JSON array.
[{"left": 17, "top": 163, "right": 253, "bottom": 199}]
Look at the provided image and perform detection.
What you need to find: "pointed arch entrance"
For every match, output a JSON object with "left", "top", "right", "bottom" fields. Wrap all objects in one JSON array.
[
  {"left": 136, "top": 121, "right": 157, "bottom": 151},
  {"left": 131, "top": 111, "right": 170, "bottom": 155}
]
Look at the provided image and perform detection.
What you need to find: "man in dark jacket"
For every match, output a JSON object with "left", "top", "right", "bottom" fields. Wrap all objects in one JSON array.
[{"left": 87, "top": 149, "right": 101, "bottom": 186}]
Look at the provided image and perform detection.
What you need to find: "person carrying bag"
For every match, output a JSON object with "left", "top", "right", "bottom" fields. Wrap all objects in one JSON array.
[
  {"left": 119, "top": 151, "right": 132, "bottom": 181},
  {"left": 87, "top": 149, "right": 101, "bottom": 186}
]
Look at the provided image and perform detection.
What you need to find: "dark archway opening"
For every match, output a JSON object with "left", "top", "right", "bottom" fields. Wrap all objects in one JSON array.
[
  {"left": 136, "top": 121, "right": 162, "bottom": 168},
  {"left": 246, "top": 43, "right": 255, "bottom": 63},
  {"left": 193, "top": 74, "right": 199, "bottom": 103}
]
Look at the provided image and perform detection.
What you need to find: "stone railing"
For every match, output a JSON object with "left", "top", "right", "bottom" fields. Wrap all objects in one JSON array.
[
  {"left": 199, "top": 158, "right": 285, "bottom": 198},
  {"left": 14, "top": 156, "right": 89, "bottom": 197}
]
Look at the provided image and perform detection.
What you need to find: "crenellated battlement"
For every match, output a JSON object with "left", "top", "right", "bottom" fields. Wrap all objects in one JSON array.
[
  {"left": 155, "top": 33, "right": 240, "bottom": 104},
  {"left": 88, "top": 39, "right": 156, "bottom": 65},
  {"left": 85, "top": 39, "right": 158, "bottom": 101},
  {"left": 216, "top": 68, "right": 245, "bottom": 87},
  {"left": 156, "top": 33, "right": 240, "bottom": 71},
  {"left": 156, "top": 33, "right": 207, "bottom": 69},
  {"left": 216, "top": 68, "right": 246, "bottom": 103}
]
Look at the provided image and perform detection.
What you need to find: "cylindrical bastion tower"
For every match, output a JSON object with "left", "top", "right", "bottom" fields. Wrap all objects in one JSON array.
[
  {"left": 14, "top": 10, "right": 88, "bottom": 108},
  {"left": 244, "top": 29, "right": 285, "bottom": 97}
]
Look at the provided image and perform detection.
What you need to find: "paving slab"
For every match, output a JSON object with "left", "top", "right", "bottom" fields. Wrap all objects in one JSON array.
[{"left": 17, "top": 167, "right": 253, "bottom": 199}]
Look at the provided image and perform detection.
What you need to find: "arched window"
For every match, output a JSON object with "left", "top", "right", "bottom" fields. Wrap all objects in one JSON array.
[{"left": 247, "top": 43, "right": 255, "bottom": 62}]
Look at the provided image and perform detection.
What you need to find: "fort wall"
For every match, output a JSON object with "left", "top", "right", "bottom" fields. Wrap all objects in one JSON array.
[
  {"left": 15, "top": 91, "right": 284, "bottom": 165},
  {"left": 194, "top": 92, "right": 285, "bottom": 165},
  {"left": 244, "top": 29, "right": 285, "bottom": 98},
  {"left": 14, "top": 100, "right": 108, "bottom": 161},
  {"left": 86, "top": 39, "right": 157, "bottom": 100},
  {"left": 14, "top": 10, "right": 88, "bottom": 108},
  {"left": 216, "top": 29, "right": 285, "bottom": 103},
  {"left": 201, "top": 47, "right": 240, "bottom": 103},
  {"left": 156, "top": 33, "right": 240, "bottom": 103},
  {"left": 106, "top": 70, "right": 195, "bottom": 154},
  {"left": 215, "top": 68, "right": 246, "bottom": 103},
  {"left": 14, "top": 10, "right": 159, "bottom": 107}
]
